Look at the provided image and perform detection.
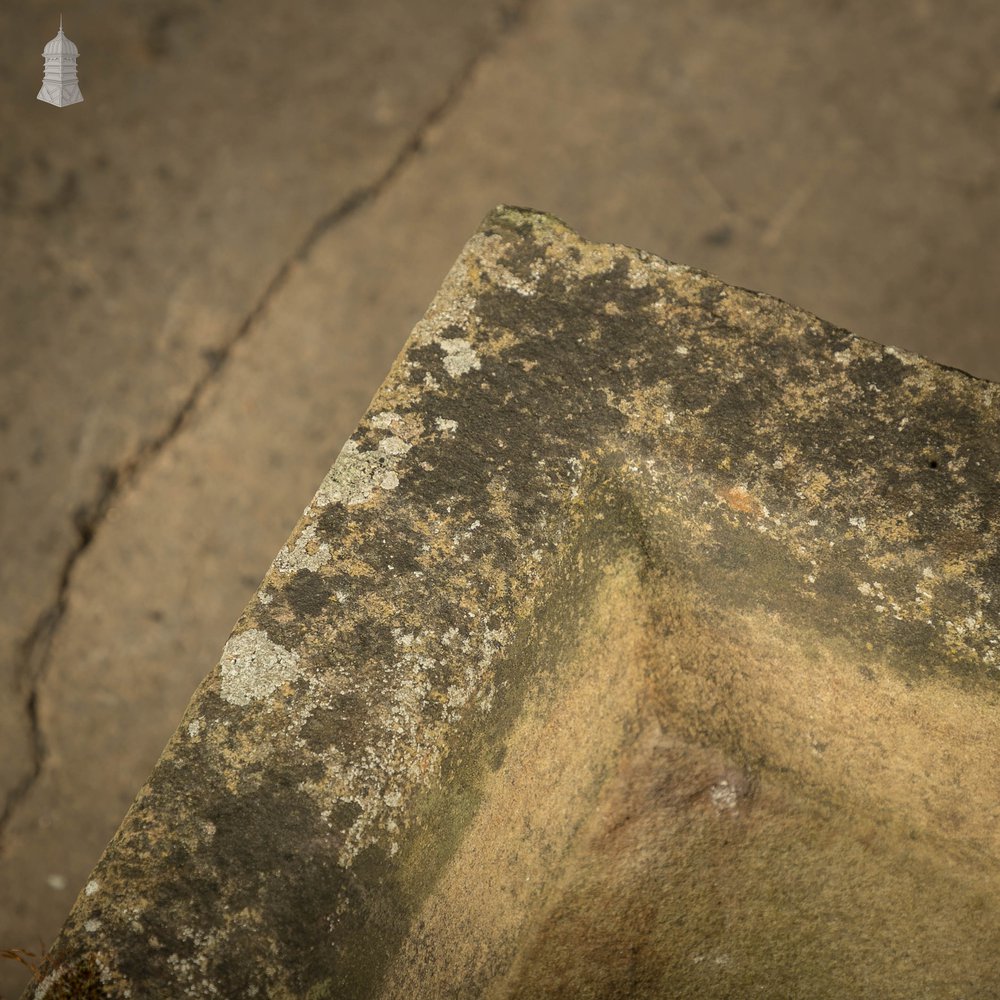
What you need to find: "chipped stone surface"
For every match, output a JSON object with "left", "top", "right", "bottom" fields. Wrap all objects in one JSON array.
[{"left": 26, "top": 207, "right": 1000, "bottom": 998}]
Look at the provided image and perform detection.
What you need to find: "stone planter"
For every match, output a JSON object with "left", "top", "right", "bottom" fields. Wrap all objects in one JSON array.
[{"left": 25, "top": 207, "right": 1000, "bottom": 998}]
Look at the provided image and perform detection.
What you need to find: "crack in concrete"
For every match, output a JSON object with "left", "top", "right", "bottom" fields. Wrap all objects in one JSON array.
[{"left": 0, "top": 0, "right": 535, "bottom": 853}]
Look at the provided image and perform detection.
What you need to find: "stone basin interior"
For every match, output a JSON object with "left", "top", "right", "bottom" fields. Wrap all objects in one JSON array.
[{"left": 375, "top": 511, "right": 1000, "bottom": 999}]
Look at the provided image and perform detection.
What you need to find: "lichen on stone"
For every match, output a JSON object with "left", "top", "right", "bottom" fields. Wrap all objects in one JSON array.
[
  {"left": 273, "top": 522, "right": 332, "bottom": 574},
  {"left": 312, "top": 438, "right": 408, "bottom": 508},
  {"left": 218, "top": 628, "right": 301, "bottom": 707},
  {"left": 438, "top": 338, "right": 481, "bottom": 378}
]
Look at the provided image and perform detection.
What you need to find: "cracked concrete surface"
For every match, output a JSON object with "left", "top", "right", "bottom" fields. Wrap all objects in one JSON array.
[{"left": 2, "top": 0, "right": 1000, "bottom": 996}]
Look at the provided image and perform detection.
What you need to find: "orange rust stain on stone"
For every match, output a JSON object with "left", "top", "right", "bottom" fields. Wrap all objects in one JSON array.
[{"left": 718, "top": 485, "right": 763, "bottom": 518}]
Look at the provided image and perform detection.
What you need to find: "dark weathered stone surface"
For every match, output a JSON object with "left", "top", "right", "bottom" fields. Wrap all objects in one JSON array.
[{"left": 23, "top": 207, "right": 1000, "bottom": 998}]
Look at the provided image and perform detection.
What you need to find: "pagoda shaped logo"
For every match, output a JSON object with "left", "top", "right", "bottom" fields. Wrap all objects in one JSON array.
[{"left": 38, "top": 15, "right": 83, "bottom": 107}]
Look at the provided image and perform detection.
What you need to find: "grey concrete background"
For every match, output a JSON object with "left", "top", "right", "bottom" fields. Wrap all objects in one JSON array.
[{"left": 1, "top": 0, "right": 998, "bottom": 994}]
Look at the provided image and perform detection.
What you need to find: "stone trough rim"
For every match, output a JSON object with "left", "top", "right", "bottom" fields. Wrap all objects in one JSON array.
[{"left": 22, "top": 204, "right": 1000, "bottom": 999}]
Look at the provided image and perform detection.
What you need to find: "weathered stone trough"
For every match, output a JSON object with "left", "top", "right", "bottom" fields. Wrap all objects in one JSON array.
[{"left": 26, "top": 207, "right": 1000, "bottom": 998}]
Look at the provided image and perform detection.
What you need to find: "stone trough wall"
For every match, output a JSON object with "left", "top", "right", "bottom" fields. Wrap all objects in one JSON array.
[{"left": 23, "top": 207, "right": 1000, "bottom": 998}]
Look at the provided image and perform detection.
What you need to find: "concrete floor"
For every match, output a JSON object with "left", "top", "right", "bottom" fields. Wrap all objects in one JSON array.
[{"left": 1, "top": 0, "right": 998, "bottom": 994}]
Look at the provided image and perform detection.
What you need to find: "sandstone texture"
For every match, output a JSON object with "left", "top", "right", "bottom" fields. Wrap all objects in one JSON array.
[{"left": 21, "top": 207, "right": 1000, "bottom": 998}]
